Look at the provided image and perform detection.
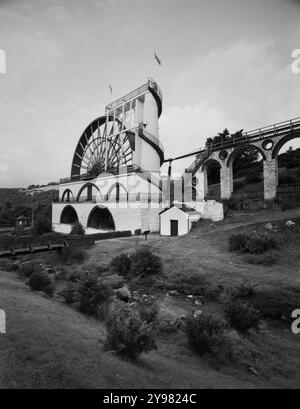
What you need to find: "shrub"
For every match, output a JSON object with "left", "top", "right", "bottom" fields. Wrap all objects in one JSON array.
[
  {"left": 27, "top": 270, "right": 55, "bottom": 296},
  {"left": 224, "top": 297, "right": 260, "bottom": 332},
  {"left": 56, "top": 247, "right": 86, "bottom": 265},
  {"left": 110, "top": 252, "right": 132, "bottom": 276},
  {"left": 19, "top": 261, "right": 41, "bottom": 278},
  {"left": 185, "top": 314, "right": 226, "bottom": 357},
  {"left": 31, "top": 216, "right": 52, "bottom": 236},
  {"left": 105, "top": 302, "right": 157, "bottom": 360},
  {"left": 70, "top": 223, "right": 85, "bottom": 235},
  {"left": 138, "top": 303, "right": 159, "bottom": 324},
  {"left": 229, "top": 232, "right": 277, "bottom": 254},
  {"left": 60, "top": 282, "right": 78, "bottom": 304},
  {"left": 247, "top": 288, "right": 300, "bottom": 321},
  {"left": 130, "top": 247, "right": 163, "bottom": 277},
  {"left": 75, "top": 274, "right": 112, "bottom": 316},
  {"left": 0, "top": 259, "right": 20, "bottom": 272}
]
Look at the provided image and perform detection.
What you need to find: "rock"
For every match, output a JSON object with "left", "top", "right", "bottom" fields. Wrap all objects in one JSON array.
[
  {"left": 187, "top": 295, "right": 194, "bottom": 299},
  {"left": 265, "top": 223, "right": 274, "bottom": 231},
  {"left": 285, "top": 220, "right": 296, "bottom": 228},
  {"left": 115, "top": 286, "right": 131, "bottom": 302},
  {"left": 225, "top": 330, "right": 240, "bottom": 341},
  {"left": 169, "top": 290, "right": 178, "bottom": 296},
  {"left": 192, "top": 310, "right": 202, "bottom": 318},
  {"left": 194, "top": 300, "right": 202, "bottom": 306}
]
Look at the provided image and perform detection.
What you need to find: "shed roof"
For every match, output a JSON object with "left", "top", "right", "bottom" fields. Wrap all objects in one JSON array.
[{"left": 159, "top": 204, "right": 200, "bottom": 216}]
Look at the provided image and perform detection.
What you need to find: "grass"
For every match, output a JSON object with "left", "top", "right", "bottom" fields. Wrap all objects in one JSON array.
[{"left": 1, "top": 207, "right": 300, "bottom": 388}]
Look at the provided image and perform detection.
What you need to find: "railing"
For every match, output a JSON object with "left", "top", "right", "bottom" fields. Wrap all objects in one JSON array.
[
  {"left": 105, "top": 78, "right": 162, "bottom": 116},
  {"left": 187, "top": 116, "right": 300, "bottom": 174}
]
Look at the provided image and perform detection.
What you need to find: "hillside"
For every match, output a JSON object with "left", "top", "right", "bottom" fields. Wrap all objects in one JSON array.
[{"left": 1, "top": 208, "right": 300, "bottom": 389}]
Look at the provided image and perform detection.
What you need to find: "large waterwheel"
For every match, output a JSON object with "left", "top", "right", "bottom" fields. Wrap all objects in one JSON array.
[{"left": 71, "top": 115, "right": 134, "bottom": 180}]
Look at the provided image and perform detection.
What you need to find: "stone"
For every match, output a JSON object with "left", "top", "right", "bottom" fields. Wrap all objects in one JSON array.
[
  {"left": 115, "top": 286, "right": 131, "bottom": 302},
  {"left": 225, "top": 330, "right": 240, "bottom": 341},
  {"left": 264, "top": 223, "right": 274, "bottom": 231},
  {"left": 187, "top": 295, "right": 194, "bottom": 299},
  {"left": 192, "top": 310, "right": 202, "bottom": 318},
  {"left": 169, "top": 290, "right": 178, "bottom": 296},
  {"left": 194, "top": 300, "right": 202, "bottom": 306},
  {"left": 285, "top": 220, "right": 296, "bottom": 228}
]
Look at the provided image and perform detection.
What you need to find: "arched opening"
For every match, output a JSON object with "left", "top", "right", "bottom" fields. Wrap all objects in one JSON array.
[
  {"left": 202, "top": 159, "right": 221, "bottom": 200},
  {"left": 62, "top": 189, "right": 74, "bottom": 203},
  {"left": 76, "top": 183, "right": 101, "bottom": 202},
  {"left": 60, "top": 206, "right": 79, "bottom": 224},
  {"left": 87, "top": 206, "right": 115, "bottom": 231},
  {"left": 230, "top": 146, "right": 265, "bottom": 197},
  {"left": 107, "top": 183, "right": 128, "bottom": 202},
  {"left": 273, "top": 132, "right": 300, "bottom": 198}
]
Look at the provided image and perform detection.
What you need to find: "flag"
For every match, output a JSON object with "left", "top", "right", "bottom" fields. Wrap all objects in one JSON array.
[
  {"left": 154, "top": 51, "right": 161, "bottom": 66},
  {"left": 109, "top": 83, "right": 113, "bottom": 94}
]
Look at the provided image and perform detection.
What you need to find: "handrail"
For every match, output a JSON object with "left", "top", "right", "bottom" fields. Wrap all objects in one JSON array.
[{"left": 187, "top": 116, "right": 300, "bottom": 174}]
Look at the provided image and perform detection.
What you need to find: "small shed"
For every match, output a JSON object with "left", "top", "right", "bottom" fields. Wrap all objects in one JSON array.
[
  {"left": 159, "top": 204, "right": 201, "bottom": 236},
  {"left": 15, "top": 215, "right": 30, "bottom": 229}
]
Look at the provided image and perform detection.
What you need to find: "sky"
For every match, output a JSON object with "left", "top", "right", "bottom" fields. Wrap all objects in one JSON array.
[{"left": 0, "top": 0, "right": 300, "bottom": 187}]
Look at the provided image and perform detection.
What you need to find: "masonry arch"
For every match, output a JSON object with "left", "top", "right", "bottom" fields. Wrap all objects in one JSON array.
[
  {"left": 201, "top": 159, "right": 222, "bottom": 200},
  {"left": 60, "top": 205, "right": 79, "bottom": 224},
  {"left": 106, "top": 182, "right": 128, "bottom": 202},
  {"left": 272, "top": 132, "right": 300, "bottom": 159},
  {"left": 229, "top": 145, "right": 265, "bottom": 195},
  {"left": 62, "top": 189, "right": 74, "bottom": 203},
  {"left": 76, "top": 183, "right": 101, "bottom": 202},
  {"left": 87, "top": 206, "right": 115, "bottom": 230}
]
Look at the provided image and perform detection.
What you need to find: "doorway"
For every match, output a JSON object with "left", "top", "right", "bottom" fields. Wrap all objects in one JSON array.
[{"left": 170, "top": 219, "right": 178, "bottom": 236}]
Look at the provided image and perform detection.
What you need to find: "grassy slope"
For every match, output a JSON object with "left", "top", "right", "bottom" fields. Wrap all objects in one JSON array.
[
  {"left": 0, "top": 272, "right": 257, "bottom": 389},
  {"left": 1, "top": 208, "right": 300, "bottom": 389}
]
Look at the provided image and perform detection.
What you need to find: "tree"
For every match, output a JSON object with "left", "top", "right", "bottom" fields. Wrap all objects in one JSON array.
[{"left": 32, "top": 216, "right": 52, "bottom": 235}]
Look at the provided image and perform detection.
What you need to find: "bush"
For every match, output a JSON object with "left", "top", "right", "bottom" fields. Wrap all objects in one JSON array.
[
  {"left": 130, "top": 247, "right": 163, "bottom": 277},
  {"left": 75, "top": 274, "right": 112, "bottom": 316},
  {"left": 110, "top": 252, "right": 132, "bottom": 276},
  {"left": 70, "top": 223, "right": 85, "bottom": 235},
  {"left": 31, "top": 216, "right": 52, "bottom": 236},
  {"left": 247, "top": 289, "right": 300, "bottom": 321},
  {"left": 60, "top": 282, "right": 77, "bottom": 304},
  {"left": 56, "top": 247, "right": 86, "bottom": 265},
  {"left": 224, "top": 297, "right": 260, "bottom": 332},
  {"left": 105, "top": 302, "right": 157, "bottom": 360},
  {"left": 27, "top": 270, "right": 55, "bottom": 296},
  {"left": 229, "top": 232, "right": 277, "bottom": 254},
  {"left": 185, "top": 314, "right": 226, "bottom": 357},
  {"left": 19, "top": 261, "right": 41, "bottom": 278},
  {"left": 278, "top": 196, "right": 299, "bottom": 211},
  {"left": 0, "top": 259, "right": 20, "bottom": 272}
]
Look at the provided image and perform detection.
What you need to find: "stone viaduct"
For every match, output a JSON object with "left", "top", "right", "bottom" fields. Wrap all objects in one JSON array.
[{"left": 187, "top": 117, "right": 300, "bottom": 201}]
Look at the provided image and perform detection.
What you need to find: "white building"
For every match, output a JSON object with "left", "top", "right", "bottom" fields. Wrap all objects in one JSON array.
[{"left": 159, "top": 204, "right": 201, "bottom": 236}]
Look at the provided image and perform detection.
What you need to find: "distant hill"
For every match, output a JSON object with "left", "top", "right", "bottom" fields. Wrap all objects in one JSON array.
[{"left": 0, "top": 188, "right": 59, "bottom": 227}]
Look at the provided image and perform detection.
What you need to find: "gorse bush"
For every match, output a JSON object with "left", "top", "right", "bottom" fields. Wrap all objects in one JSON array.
[
  {"left": 56, "top": 247, "right": 87, "bottom": 265},
  {"left": 185, "top": 314, "right": 226, "bottom": 357},
  {"left": 60, "top": 282, "right": 77, "bottom": 304},
  {"left": 27, "top": 270, "right": 55, "bottom": 296},
  {"left": 110, "top": 252, "right": 132, "bottom": 276},
  {"left": 19, "top": 261, "right": 41, "bottom": 278},
  {"left": 105, "top": 302, "right": 157, "bottom": 360},
  {"left": 229, "top": 232, "right": 277, "bottom": 254},
  {"left": 70, "top": 223, "right": 85, "bottom": 235},
  {"left": 130, "top": 247, "right": 163, "bottom": 277},
  {"left": 75, "top": 274, "right": 112, "bottom": 316},
  {"left": 224, "top": 297, "right": 260, "bottom": 332}
]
